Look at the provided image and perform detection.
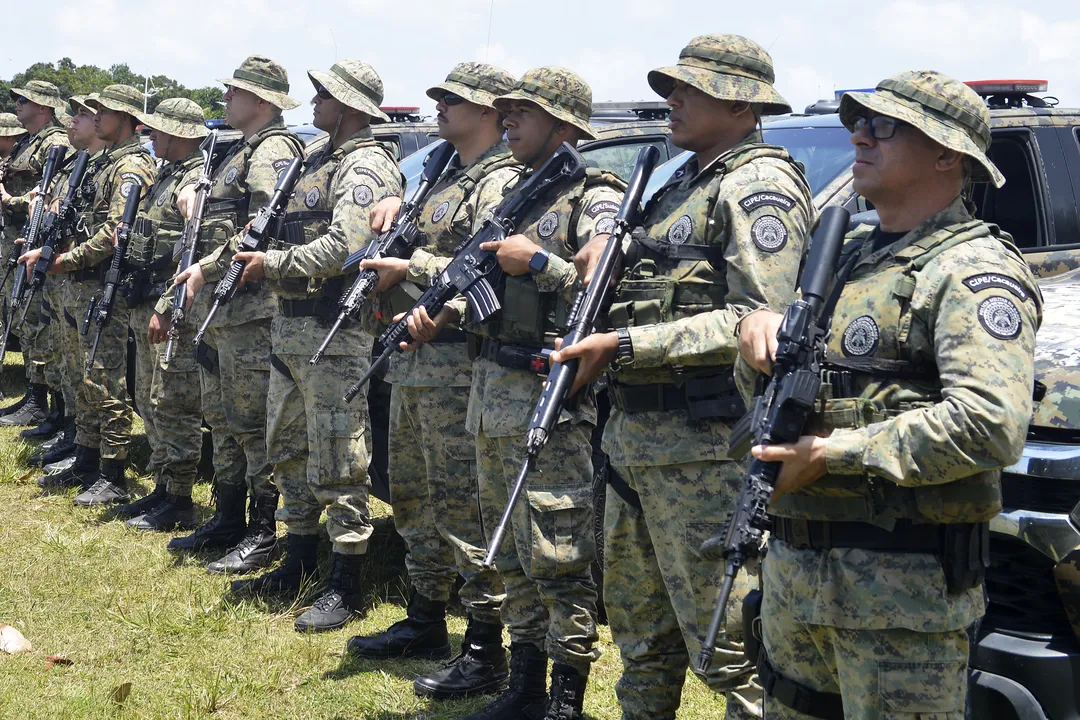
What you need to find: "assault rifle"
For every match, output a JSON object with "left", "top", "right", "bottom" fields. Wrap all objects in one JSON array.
[
  {"left": 193, "top": 156, "right": 303, "bottom": 351},
  {"left": 164, "top": 130, "right": 217, "bottom": 363},
  {"left": 341, "top": 142, "right": 587, "bottom": 403},
  {"left": 310, "top": 140, "right": 456, "bottom": 365},
  {"left": 694, "top": 206, "right": 850, "bottom": 674},
  {"left": 482, "top": 145, "right": 660, "bottom": 567},
  {"left": 0, "top": 145, "right": 66, "bottom": 363},
  {"left": 85, "top": 182, "right": 143, "bottom": 371}
]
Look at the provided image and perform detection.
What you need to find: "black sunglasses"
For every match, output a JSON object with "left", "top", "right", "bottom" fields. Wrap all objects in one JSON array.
[
  {"left": 852, "top": 113, "right": 908, "bottom": 140},
  {"left": 14, "top": 96, "right": 29, "bottom": 107},
  {"left": 440, "top": 92, "right": 465, "bottom": 106},
  {"left": 315, "top": 84, "right": 333, "bottom": 100}
]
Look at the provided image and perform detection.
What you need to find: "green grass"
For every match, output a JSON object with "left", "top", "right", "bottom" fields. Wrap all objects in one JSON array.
[{"left": 0, "top": 354, "right": 725, "bottom": 719}]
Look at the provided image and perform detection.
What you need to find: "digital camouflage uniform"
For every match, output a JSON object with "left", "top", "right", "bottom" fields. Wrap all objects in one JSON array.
[
  {"left": 0, "top": 112, "right": 28, "bottom": 365},
  {"left": 378, "top": 63, "right": 517, "bottom": 626},
  {"left": 125, "top": 99, "right": 207, "bottom": 499},
  {"left": 57, "top": 86, "right": 155, "bottom": 466},
  {"left": 760, "top": 72, "right": 1043, "bottom": 720},
  {"left": 600, "top": 35, "right": 812, "bottom": 720},
  {"left": 467, "top": 68, "right": 623, "bottom": 676}
]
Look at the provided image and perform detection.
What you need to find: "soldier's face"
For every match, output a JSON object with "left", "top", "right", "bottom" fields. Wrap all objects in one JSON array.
[
  {"left": 311, "top": 90, "right": 346, "bottom": 132},
  {"left": 71, "top": 108, "right": 96, "bottom": 148},
  {"left": 666, "top": 81, "right": 738, "bottom": 152},
  {"left": 13, "top": 96, "right": 38, "bottom": 127},
  {"left": 0, "top": 136, "right": 16, "bottom": 157},
  {"left": 94, "top": 108, "right": 124, "bottom": 142},
  {"left": 436, "top": 95, "right": 486, "bottom": 143},
  {"left": 850, "top": 112, "right": 945, "bottom": 205},
  {"left": 503, "top": 101, "right": 558, "bottom": 164},
  {"left": 224, "top": 86, "right": 261, "bottom": 130}
]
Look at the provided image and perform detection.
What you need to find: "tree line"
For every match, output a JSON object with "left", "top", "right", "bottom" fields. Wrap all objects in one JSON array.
[{"left": 1, "top": 58, "right": 225, "bottom": 119}]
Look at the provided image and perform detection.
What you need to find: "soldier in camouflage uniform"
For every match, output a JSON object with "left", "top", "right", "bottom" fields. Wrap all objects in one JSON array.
[
  {"left": 22, "top": 85, "right": 155, "bottom": 505},
  {"left": 167, "top": 57, "right": 304, "bottom": 565},
  {"left": 346, "top": 62, "right": 517, "bottom": 700},
  {"left": 404, "top": 67, "right": 623, "bottom": 720},
  {"left": 552, "top": 35, "right": 812, "bottom": 720},
  {"left": 0, "top": 112, "right": 27, "bottom": 364},
  {"left": 738, "top": 70, "right": 1043, "bottom": 719},
  {"left": 104, "top": 99, "right": 209, "bottom": 531},
  {"left": 0, "top": 80, "right": 70, "bottom": 428},
  {"left": 211, "top": 60, "right": 400, "bottom": 633}
]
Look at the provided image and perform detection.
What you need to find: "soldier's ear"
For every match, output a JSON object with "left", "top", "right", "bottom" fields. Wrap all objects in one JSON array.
[{"left": 936, "top": 146, "right": 964, "bottom": 174}]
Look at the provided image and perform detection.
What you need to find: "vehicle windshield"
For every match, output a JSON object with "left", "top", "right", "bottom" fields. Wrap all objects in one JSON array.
[{"left": 399, "top": 140, "right": 448, "bottom": 196}]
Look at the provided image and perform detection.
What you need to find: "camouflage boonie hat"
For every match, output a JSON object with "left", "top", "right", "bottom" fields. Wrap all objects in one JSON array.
[
  {"left": 648, "top": 34, "right": 791, "bottom": 115},
  {"left": 426, "top": 62, "right": 516, "bottom": 110},
  {"left": 308, "top": 60, "right": 390, "bottom": 123},
  {"left": 86, "top": 85, "right": 144, "bottom": 117},
  {"left": 494, "top": 67, "right": 596, "bottom": 140},
  {"left": 839, "top": 70, "right": 1005, "bottom": 188},
  {"left": 68, "top": 94, "right": 97, "bottom": 117},
  {"left": 219, "top": 55, "right": 300, "bottom": 111},
  {"left": 8, "top": 80, "right": 67, "bottom": 110},
  {"left": 137, "top": 97, "right": 209, "bottom": 139},
  {"left": 0, "top": 113, "right": 26, "bottom": 137}
]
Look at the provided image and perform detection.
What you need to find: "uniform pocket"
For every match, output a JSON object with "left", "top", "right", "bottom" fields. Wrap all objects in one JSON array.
[
  {"left": 525, "top": 485, "right": 595, "bottom": 580},
  {"left": 316, "top": 411, "right": 368, "bottom": 487},
  {"left": 879, "top": 660, "right": 966, "bottom": 719}
]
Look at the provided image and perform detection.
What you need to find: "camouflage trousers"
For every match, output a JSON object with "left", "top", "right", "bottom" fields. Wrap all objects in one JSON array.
[
  {"left": 129, "top": 302, "right": 202, "bottom": 497},
  {"left": 605, "top": 461, "right": 760, "bottom": 720},
  {"left": 68, "top": 277, "right": 133, "bottom": 461},
  {"left": 267, "top": 315, "right": 372, "bottom": 554},
  {"left": 41, "top": 279, "right": 66, "bottom": 399},
  {"left": 202, "top": 317, "right": 272, "bottom": 496},
  {"left": 389, "top": 383, "right": 502, "bottom": 623},
  {"left": 58, "top": 279, "right": 86, "bottom": 420},
  {"left": 476, "top": 425, "right": 598, "bottom": 670},
  {"left": 20, "top": 282, "right": 49, "bottom": 386},
  {"left": 761, "top": 542, "right": 970, "bottom": 719}
]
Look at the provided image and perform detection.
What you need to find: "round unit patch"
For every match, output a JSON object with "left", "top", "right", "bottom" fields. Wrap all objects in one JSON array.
[
  {"left": 224, "top": 167, "right": 239, "bottom": 185},
  {"left": 667, "top": 214, "right": 693, "bottom": 244},
  {"left": 977, "top": 296, "right": 1022, "bottom": 339},
  {"left": 119, "top": 181, "right": 135, "bottom": 199},
  {"left": 595, "top": 218, "right": 616, "bottom": 236},
  {"left": 353, "top": 185, "right": 374, "bottom": 207},
  {"left": 537, "top": 211, "right": 559, "bottom": 239},
  {"left": 842, "top": 315, "right": 880, "bottom": 357},
  {"left": 304, "top": 187, "right": 321, "bottom": 208},
  {"left": 751, "top": 215, "right": 788, "bottom": 252},
  {"left": 431, "top": 200, "right": 451, "bottom": 224},
  {"left": 156, "top": 191, "right": 167, "bottom": 207}
]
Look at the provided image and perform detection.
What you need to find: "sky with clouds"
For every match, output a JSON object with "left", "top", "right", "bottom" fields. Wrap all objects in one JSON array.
[{"left": 3, "top": 0, "right": 1078, "bottom": 126}]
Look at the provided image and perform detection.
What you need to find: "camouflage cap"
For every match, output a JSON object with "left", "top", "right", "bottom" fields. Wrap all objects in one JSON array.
[
  {"left": 86, "top": 85, "right": 144, "bottom": 117},
  {"left": 68, "top": 94, "right": 97, "bottom": 117},
  {"left": 219, "top": 55, "right": 300, "bottom": 110},
  {"left": 0, "top": 113, "right": 27, "bottom": 137},
  {"left": 308, "top": 60, "right": 390, "bottom": 123},
  {"left": 8, "top": 80, "right": 67, "bottom": 111},
  {"left": 426, "top": 62, "right": 516, "bottom": 110},
  {"left": 57, "top": 113, "right": 74, "bottom": 129},
  {"left": 839, "top": 70, "right": 1005, "bottom": 188},
  {"left": 137, "top": 97, "right": 209, "bottom": 139},
  {"left": 494, "top": 67, "right": 596, "bottom": 140},
  {"left": 648, "top": 34, "right": 791, "bottom": 115}
]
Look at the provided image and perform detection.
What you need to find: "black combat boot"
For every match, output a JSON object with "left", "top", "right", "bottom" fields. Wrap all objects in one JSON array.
[
  {"left": 541, "top": 663, "right": 589, "bottom": 720},
  {"left": 0, "top": 383, "right": 48, "bottom": 427},
  {"left": 206, "top": 491, "right": 278, "bottom": 574},
  {"left": 20, "top": 390, "right": 64, "bottom": 440},
  {"left": 75, "top": 458, "right": 129, "bottom": 506},
  {"left": 294, "top": 551, "right": 364, "bottom": 633},
  {"left": 113, "top": 480, "right": 167, "bottom": 520},
  {"left": 347, "top": 589, "right": 451, "bottom": 660},
  {"left": 0, "top": 384, "right": 32, "bottom": 417},
  {"left": 231, "top": 533, "right": 318, "bottom": 599},
  {"left": 413, "top": 617, "right": 509, "bottom": 700},
  {"left": 38, "top": 444, "right": 99, "bottom": 491},
  {"left": 31, "top": 420, "right": 76, "bottom": 466},
  {"left": 455, "top": 642, "right": 548, "bottom": 720},
  {"left": 167, "top": 482, "right": 247, "bottom": 552},
  {"left": 131, "top": 493, "right": 197, "bottom": 531}
]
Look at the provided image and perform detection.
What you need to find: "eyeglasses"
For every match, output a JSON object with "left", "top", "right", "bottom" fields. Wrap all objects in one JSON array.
[
  {"left": 315, "top": 84, "right": 333, "bottom": 100},
  {"left": 440, "top": 92, "right": 465, "bottom": 107},
  {"left": 14, "top": 97, "right": 29, "bottom": 107},
  {"left": 851, "top": 113, "right": 908, "bottom": 140}
]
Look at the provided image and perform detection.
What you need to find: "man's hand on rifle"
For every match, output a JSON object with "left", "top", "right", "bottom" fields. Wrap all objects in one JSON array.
[
  {"left": 738, "top": 309, "right": 784, "bottom": 375},
  {"left": 18, "top": 247, "right": 43, "bottom": 279},
  {"left": 233, "top": 251, "right": 265, "bottom": 288},
  {"left": 174, "top": 262, "right": 206, "bottom": 310},
  {"left": 480, "top": 234, "right": 541, "bottom": 277},
  {"left": 394, "top": 304, "right": 460, "bottom": 352},
  {"left": 752, "top": 435, "right": 828, "bottom": 501},
  {"left": 368, "top": 196, "right": 402, "bottom": 233},
  {"left": 176, "top": 184, "right": 196, "bottom": 221},
  {"left": 148, "top": 312, "right": 171, "bottom": 344},
  {"left": 573, "top": 233, "right": 618, "bottom": 286},
  {"left": 359, "top": 256, "right": 408, "bottom": 294},
  {"left": 550, "top": 331, "right": 618, "bottom": 396}
]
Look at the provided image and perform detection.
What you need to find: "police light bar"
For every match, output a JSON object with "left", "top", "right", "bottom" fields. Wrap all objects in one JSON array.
[
  {"left": 834, "top": 88, "right": 875, "bottom": 100},
  {"left": 966, "top": 80, "right": 1048, "bottom": 95},
  {"left": 380, "top": 106, "right": 421, "bottom": 112}
]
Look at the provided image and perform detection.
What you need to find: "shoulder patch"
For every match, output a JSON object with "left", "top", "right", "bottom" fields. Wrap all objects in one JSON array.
[
  {"left": 739, "top": 192, "right": 796, "bottom": 214},
  {"left": 595, "top": 218, "right": 616, "bottom": 236},
  {"left": 431, "top": 201, "right": 451, "bottom": 224},
  {"left": 963, "top": 273, "right": 1029, "bottom": 302},
  {"left": 586, "top": 200, "right": 620, "bottom": 218},
  {"left": 750, "top": 215, "right": 788, "bottom": 252},
  {"left": 304, "top": 187, "right": 321, "bottom": 208},
  {"left": 353, "top": 185, "right": 374, "bottom": 207},
  {"left": 667, "top": 215, "right": 693, "bottom": 244},
  {"left": 537, "top": 211, "right": 559, "bottom": 239},
  {"left": 271, "top": 159, "right": 292, "bottom": 172},
  {"left": 842, "top": 315, "right": 880, "bottom": 357},
  {"left": 353, "top": 166, "right": 386, "bottom": 188},
  {"left": 224, "top": 167, "right": 240, "bottom": 185},
  {"left": 977, "top": 296, "right": 1022, "bottom": 340}
]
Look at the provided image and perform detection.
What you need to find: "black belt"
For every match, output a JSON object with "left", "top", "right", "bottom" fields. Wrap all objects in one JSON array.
[
  {"left": 611, "top": 383, "right": 692, "bottom": 413},
  {"left": 610, "top": 374, "right": 746, "bottom": 420},
  {"left": 278, "top": 298, "right": 330, "bottom": 318},
  {"left": 472, "top": 336, "right": 549, "bottom": 373},
  {"left": 774, "top": 518, "right": 947, "bottom": 553},
  {"left": 760, "top": 654, "right": 844, "bottom": 720}
]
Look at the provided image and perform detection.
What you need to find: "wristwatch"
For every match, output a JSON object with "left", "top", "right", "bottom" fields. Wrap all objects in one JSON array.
[
  {"left": 528, "top": 248, "right": 551, "bottom": 275},
  {"left": 614, "top": 327, "right": 635, "bottom": 367}
]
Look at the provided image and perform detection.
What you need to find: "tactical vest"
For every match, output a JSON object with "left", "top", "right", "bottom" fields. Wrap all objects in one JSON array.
[
  {"left": 609, "top": 143, "right": 809, "bottom": 385},
  {"left": 484, "top": 166, "right": 626, "bottom": 346},
  {"left": 773, "top": 220, "right": 1023, "bottom": 526},
  {"left": 4, "top": 124, "right": 65, "bottom": 201},
  {"left": 86, "top": 139, "right": 153, "bottom": 241},
  {"left": 202, "top": 124, "right": 304, "bottom": 251},
  {"left": 65, "top": 149, "right": 114, "bottom": 251}
]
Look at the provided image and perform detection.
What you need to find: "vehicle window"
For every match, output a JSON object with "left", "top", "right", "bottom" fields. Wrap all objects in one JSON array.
[
  {"left": 760, "top": 126, "right": 855, "bottom": 196},
  {"left": 582, "top": 140, "right": 669, "bottom": 181},
  {"left": 970, "top": 132, "right": 1041, "bottom": 248}
]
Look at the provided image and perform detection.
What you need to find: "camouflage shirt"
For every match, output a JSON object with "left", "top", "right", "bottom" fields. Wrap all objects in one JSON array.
[
  {"left": 125, "top": 149, "right": 203, "bottom": 278},
  {"left": 2, "top": 120, "right": 69, "bottom": 216}
]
